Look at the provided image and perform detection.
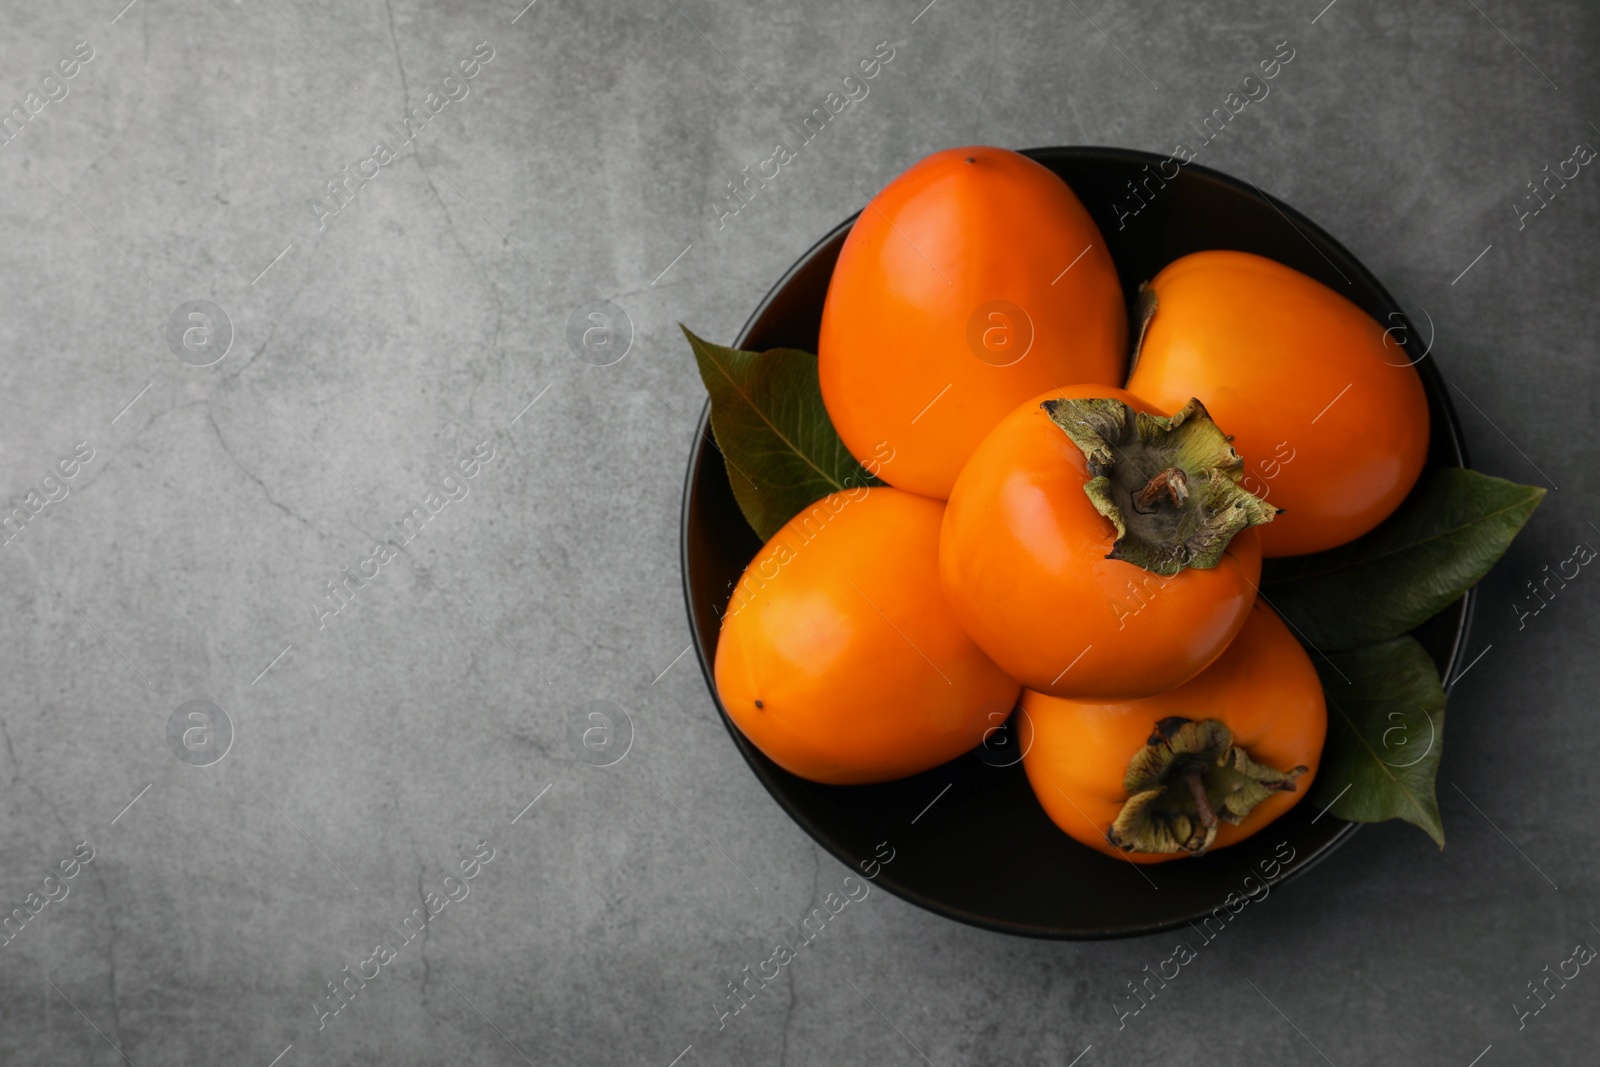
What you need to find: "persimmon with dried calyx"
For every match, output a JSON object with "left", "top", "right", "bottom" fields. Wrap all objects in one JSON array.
[
  {"left": 940, "top": 385, "right": 1274, "bottom": 700},
  {"left": 1021, "top": 600, "right": 1325, "bottom": 863},
  {"left": 715, "top": 487, "right": 1019, "bottom": 785},
  {"left": 1125, "top": 249, "right": 1431, "bottom": 557},
  {"left": 819, "top": 146, "right": 1126, "bottom": 500}
]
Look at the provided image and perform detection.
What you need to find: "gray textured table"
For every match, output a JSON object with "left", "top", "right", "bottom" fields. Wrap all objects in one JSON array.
[{"left": 1, "top": 1, "right": 1595, "bottom": 1064}]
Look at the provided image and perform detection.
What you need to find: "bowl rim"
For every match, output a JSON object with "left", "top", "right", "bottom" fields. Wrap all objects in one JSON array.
[{"left": 678, "top": 144, "right": 1475, "bottom": 940}]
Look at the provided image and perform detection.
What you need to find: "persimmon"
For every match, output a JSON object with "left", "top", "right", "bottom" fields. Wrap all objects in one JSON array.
[
  {"left": 818, "top": 146, "right": 1126, "bottom": 500},
  {"left": 1020, "top": 600, "right": 1326, "bottom": 862},
  {"left": 1126, "top": 250, "right": 1430, "bottom": 557},
  {"left": 715, "top": 487, "right": 1019, "bottom": 785},
  {"left": 940, "top": 385, "right": 1273, "bottom": 700}
]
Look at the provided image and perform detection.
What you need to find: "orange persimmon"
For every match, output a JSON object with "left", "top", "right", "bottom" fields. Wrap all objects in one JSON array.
[
  {"left": 940, "top": 386, "right": 1272, "bottom": 700},
  {"left": 1021, "top": 600, "right": 1326, "bottom": 863},
  {"left": 716, "top": 487, "right": 1019, "bottom": 784},
  {"left": 819, "top": 146, "right": 1126, "bottom": 500},
  {"left": 1126, "top": 250, "right": 1430, "bottom": 557}
]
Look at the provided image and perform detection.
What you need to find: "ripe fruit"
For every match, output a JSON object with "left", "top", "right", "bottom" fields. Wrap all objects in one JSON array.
[
  {"left": 1021, "top": 600, "right": 1325, "bottom": 863},
  {"left": 818, "top": 146, "right": 1126, "bottom": 500},
  {"left": 940, "top": 385, "right": 1271, "bottom": 700},
  {"left": 1126, "top": 250, "right": 1430, "bottom": 557},
  {"left": 715, "top": 487, "right": 1020, "bottom": 785}
]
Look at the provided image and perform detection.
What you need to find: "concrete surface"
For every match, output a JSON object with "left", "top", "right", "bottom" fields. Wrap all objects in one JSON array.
[{"left": 0, "top": 0, "right": 1596, "bottom": 1064}]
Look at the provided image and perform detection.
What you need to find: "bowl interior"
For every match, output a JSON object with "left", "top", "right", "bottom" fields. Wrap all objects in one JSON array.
[{"left": 681, "top": 146, "right": 1469, "bottom": 939}]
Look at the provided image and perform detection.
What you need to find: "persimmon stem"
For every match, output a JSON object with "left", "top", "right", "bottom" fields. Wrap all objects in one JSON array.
[
  {"left": 1184, "top": 767, "right": 1218, "bottom": 829},
  {"left": 1133, "top": 467, "right": 1190, "bottom": 512}
]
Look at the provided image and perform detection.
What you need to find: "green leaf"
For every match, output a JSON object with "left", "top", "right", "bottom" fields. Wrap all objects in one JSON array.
[
  {"left": 1262, "top": 469, "right": 1545, "bottom": 651},
  {"left": 1309, "top": 636, "right": 1446, "bottom": 847},
  {"left": 682, "top": 326, "right": 883, "bottom": 542}
]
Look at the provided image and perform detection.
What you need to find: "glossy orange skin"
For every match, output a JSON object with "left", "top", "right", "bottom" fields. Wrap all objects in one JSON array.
[
  {"left": 1126, "top": 250, "right": 1430, "bottom": 557},
  {"left": 715, "top": 487, "right": 1020, "bottom": 785},
  {"left": 940, "top": 385, "right": 1262, "bottom": 701},
  {"left": 1021, "top": 600, "right": 1325, "bottom": 863},
  {"left": 819, "top": 146, "right": 1126, "bottom": 500}
]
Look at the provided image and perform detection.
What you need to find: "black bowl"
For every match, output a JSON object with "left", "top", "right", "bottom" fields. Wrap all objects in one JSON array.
[{"left": 680, "top": 146, "right": 1471, "bottom": 939}]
